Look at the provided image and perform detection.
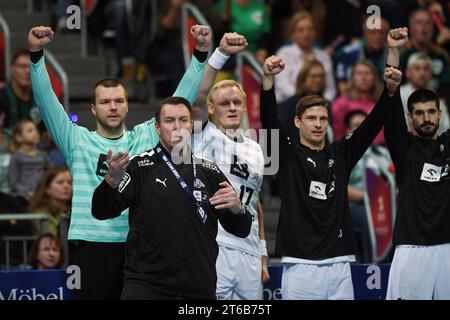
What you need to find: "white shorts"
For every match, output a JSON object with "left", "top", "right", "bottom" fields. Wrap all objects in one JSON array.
[
  {"left": 386, "top": 243, "right": 450, "bottom": 300},
  {"left": 281, "top": 262, "right": 354, "bottom": 300},
  {"left": 216, "top": 246, "right": 262, "bottom": 300}
]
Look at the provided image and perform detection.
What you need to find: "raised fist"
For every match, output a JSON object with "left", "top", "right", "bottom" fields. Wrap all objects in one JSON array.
[
  {"left": 263, "top": 55, "right": 285, "bottom": 76},
  {"left": 384, "top": 67, "right": 402, "bottom": 95},
  {"left": 387, "top": 27, "right": 408, "bottom": 49},
  {"left": 28, "top": 26, "right": 54, "bottom": 52},
  {"left": 219, "top": 32, "right": 248, "bottom": 55},
  {"left": 191, "top": 25, "right": 212, "bottom": 52}
]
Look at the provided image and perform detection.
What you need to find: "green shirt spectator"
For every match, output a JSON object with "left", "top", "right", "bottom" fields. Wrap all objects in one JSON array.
[{"left": 216, "top": 0, "right": 271, "bottom": 53}]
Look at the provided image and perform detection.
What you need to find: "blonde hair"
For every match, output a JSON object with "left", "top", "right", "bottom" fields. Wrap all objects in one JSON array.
[
  {"left": 346, "top": 60, "right": 382, "bottom": 102},
  {"left": 289, "top": 11, "right": 314, "bottom": 34},
  {"left": 207, "top": 80, "right": 247, "bottom": 105}
]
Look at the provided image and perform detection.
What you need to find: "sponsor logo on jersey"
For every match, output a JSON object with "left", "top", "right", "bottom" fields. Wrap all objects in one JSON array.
[
  {"left": 230, "top": 162, "right": 250, "bottom": 180},
  {"left": 194, "top": 178, "right": 205, "bottom": 189},
  {"left": 307, "top": 157, "right": 316, "bottom": 167},
  {"left": 420, "top": 163, "right": 443, "bottom": 182},
  {"left": 137, "top": 159, "right": 154, "bottom": 167},
  {"left": 155, "top": 177, "right": 167, "bottom": 187},
  {"left": 309, "top": 181, "right": 327, "bottom": 200},
  {"left": 193, "top": 190, "right": 202, "bottom": 202},
  {"left": 201, "top": 161, "right": 220, "bottom": 173},
  {"left": 230, "top": 154, "right": 250, "bottom": 180},
  {"left": 96, "top": 154, "right": 109, "bottom": 177},
  {"left": 118, "top": 173, "right": 131, "bottom": 193}
]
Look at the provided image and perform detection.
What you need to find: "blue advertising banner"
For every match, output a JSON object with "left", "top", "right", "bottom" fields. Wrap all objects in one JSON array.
[
  {"left": 0, "top": 269, "right": 74, "bottom": 300},
  {"left": 263, "top": 263, "right": 391, "bottom": 300},
  {"left": 1, "top": 264, "right": 390, "bottom": 300}
]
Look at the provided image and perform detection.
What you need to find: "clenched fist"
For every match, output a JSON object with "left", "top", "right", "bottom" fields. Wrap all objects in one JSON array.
[
  {"left": 28, "top": 26, "right": 54, "bottom": 52},
  {"left": 191, "top": 25, "right": 212, "bottom": 52}
]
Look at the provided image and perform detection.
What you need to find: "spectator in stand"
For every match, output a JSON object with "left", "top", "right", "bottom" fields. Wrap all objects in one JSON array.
[
  {"left": 0, "top": 111, "right": 12, "bottom": 193},
  {"left": 29, "top": 167, "right": 72, "bottom": 237},
  {"left": 278, "top": 59, "right": 326, "bottom": 143},
  {"left": 400, "top": 51, "right": 450, "bottom": 134},
  {"left": 275, "top": 11, "right": 336, "bottom": 103},
  {"left": 27, "top": 233, "right": 63, "bottom": 270},
  {"left": 427, "top": 0, "right": 450, "bottom": 52},
  {"left": 270, "top": 0, "right": 327, "bottom": 56},
  {"left": 216, "top": 0, "right": 271, "bottom": 64},
  {"left": 150, "top": 0, "right": 223, "bottom": 97},
  {"left": 400, "top": 9, "right": 450, "bottom": 102},
  {"left": 345, "top": 109, "right": 392, "bottom": 263},
  {"left": 0, "top": 49, "right": 38, "bottom": 131},
  {"left": 395, "top": 0, "right": 450, "bottom": 54},
  {"left": 334, "top": 16, "right": 390, "bottom": 94},
  {"left": 8, "top": 120, "right": 49, "bottom": 200},
  {"left": 331, "top": 60, "right": 384, "bottom": 144}
]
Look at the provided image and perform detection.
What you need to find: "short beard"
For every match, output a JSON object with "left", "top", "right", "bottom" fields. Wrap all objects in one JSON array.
[
  {"left": 415, "top": 123, "right": 438, "bottom": 138},
  {"left": 98, "top": 118, "right": 124, "bottom": 135}
]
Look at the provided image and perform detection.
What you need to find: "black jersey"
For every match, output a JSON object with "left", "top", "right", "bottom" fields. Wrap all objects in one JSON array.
[
  {"left": 92, "top": 144, "right": 252, "bottom": 299},
  {"left": 260, "top": 86, "right": 395, "bottom": 260},
  {"left": 385, "top": 92, "right": 450, "bottom": 245}
]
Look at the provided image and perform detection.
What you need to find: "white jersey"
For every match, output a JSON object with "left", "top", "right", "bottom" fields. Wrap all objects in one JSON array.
[{"left": 192, "top": 121, "right": 264, "bottom": 256}]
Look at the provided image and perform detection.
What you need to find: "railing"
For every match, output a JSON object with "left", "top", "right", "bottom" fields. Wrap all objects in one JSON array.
[
  {"left": 80, "top": 0, "right": 99, "bottom": 58},
  {"left": 0, "top": 214, "right": 49, "bottom": 269},
  {"left": 44, "top": 50, "right": 70, "bottom": 112},
  {"left": 181, "top": 3, "right": 212, "bottom": 69},
  {"left": 0, "top": 213, "right": 71, "bottom": 269},
  {"left": 0, "top": 12, "right": 11, "bottom": 82},
  {"left": 235, "top": 51, "right": 263, "bottom": 131}
]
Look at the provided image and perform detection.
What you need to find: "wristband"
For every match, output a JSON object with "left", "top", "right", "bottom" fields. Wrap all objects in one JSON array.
[
  {"left": 260, "top": 239, "right": 268, "bottom": 257},
  {"left": 208, "top": 48, "right": 230, "bottom": 70}
]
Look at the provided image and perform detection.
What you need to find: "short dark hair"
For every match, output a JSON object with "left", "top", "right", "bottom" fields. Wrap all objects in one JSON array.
[
  {"left": 91, "top": 78, "right": 128, "bottom": 105},
  {"left": 12, "top": 49, "right": 29, "bottom": 65},
  {"left": 407, "top": 89, "right": 440, "bottom": 113},
  {"left": 155, "top": 96, "right": 192, "bottom": 123},
  {"left": 295, "top": 95, "right": 328, "bottom": 118},
  {"left": 344, "top": 109, "right": 367, "bottom": 129}
]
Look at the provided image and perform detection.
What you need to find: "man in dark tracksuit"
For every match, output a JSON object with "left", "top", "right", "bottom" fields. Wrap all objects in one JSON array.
[
  {"left": 92, "top": 96, "right": 252, "bottom": 299},
  {"left": 259, "top": 29, "right": 403, "bottom": 299}
]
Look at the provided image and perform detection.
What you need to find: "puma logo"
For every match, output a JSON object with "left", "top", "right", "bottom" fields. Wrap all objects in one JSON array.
[
  {"left": 156, "top": 178, "right": 167, "bottom": 187},
  {"left": 307, "top": 157, "right": 316, "bottom": 167}
]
